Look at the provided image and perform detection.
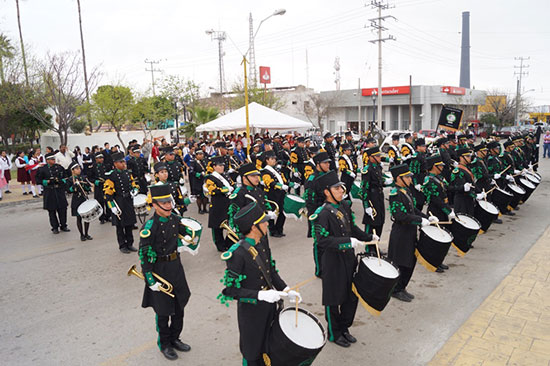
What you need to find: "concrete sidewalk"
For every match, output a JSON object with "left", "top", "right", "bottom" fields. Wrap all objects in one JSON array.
[{"left": 429, "top": 227, "right": 550, "bottom": 366}]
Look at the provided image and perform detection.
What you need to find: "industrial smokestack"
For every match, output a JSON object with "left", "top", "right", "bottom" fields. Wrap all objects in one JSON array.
[{"left": 459, "top": 11, "right": 470, "bottom": 88}]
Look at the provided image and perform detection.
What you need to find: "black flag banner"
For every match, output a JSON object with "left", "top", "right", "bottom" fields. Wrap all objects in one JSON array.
[{"left": 437, "top": 106, "right": 463, "bottom": 131}]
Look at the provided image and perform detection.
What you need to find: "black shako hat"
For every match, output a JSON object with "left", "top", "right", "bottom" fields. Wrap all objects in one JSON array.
[
  {"left": 234, "top": 201, "right": 269, "bottom": 234},
  {"left": 487, "top": 141, "right": 500, "bottom": 150},
  {"left": 149, "top": 183, "right": 172, "bottom": 203},
  {"left": 317, "top": 171, "right": 345, "bottom": 191},
  {"left": 474, "top": 143, "right": 488, "bottom": 152},
  {"left": 154, "top": 162, "right": 167, "bottom": 173},
  {"left": 425, "top": 155, "right": 444, "bottom": 169},
  {"left": 263, "top": 150, "right": 277, "bottom": 159},
  {"left": 45, "top": 152, "right": 56, "bottom": 160},
  {"left": 340, "top": 143, "right": 352, "bottom": 151},
  {"left": 111, "top": 152, "right": 125, "bottom": 162},
  {"left": 456, "top": 147, "right": 472, "bottom": 157},
  {"left": 210, "top": 156, "right": 225, "bottom": 166},
  {"left": 390, "top": 164, "right": 413, "bottom": 179},
  {"left": 365, "top": 146, "right": 381, "bottom": 157},
  {"left": 313, "top": 151, "right": 331, "bottom": 164},
  {"left": 415, "top": 138, "right": 426, "bottom": 147},
  {"left": 238, "top": 163, "right": 260, "bottom": 177}
]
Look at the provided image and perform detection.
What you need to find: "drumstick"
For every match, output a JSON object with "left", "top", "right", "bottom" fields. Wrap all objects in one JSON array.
[
  {"left": 483, "top": 189, "right": 487, "bottom": 202},
  {"left": 486, "top": 186, "right": 497, "bottom": 195},
  {"left": 373, "top": 229, "right": 381, "bottom": 266},
  {"left": 431, "top": 221, "right": 452, "bottom": 225},
  {"left": 295, "top": 286, "right": 299, "bottom": 328},
  {"left": 499, "top": 165, "right": 511, "bottom": 175},
  {"left": 429, "top": 211, "right": 444, "bottom": 232},
  {"left": 286, "top": 276, "right": 318, "bottom": 292}
]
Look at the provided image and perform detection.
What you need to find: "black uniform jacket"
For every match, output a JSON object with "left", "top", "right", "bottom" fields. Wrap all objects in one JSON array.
[
  {"left": 139, "top": 213, "right": 192, "bottom": 316},
  {"left": 204, "top": 172, "right": 233, "bottom": 228},
  {"left": 67, "top": 175, "right": 92, "bottom": 216},
  {"left": 166, "top": 160, "right": 184, "bottom": 183},
  {"left": 36, "top": 163, "right": 68, "bottom": 210},
  {"left": 127, "top": 156, "right": 149, "bottom": 193},
  {"left": 360, "top": 162, "right": 386, "bottom": 227},
  {"left": 89, "top": 162, "right": 108, "bottom": 202},
  {"left": 103, "top": 169, "right": 139, "bottom": 226},
  {"left": 189, "top": 159, "right": 206, "bottom": 196},
  {"left": 388, "top": 186, "right": 427, "bottom": 268},
  {"left": 312, "top": 200, "right": 371, "bottom": 306},
  {"left": 228, "top": 185, "right": 271, "bottom": 233}
]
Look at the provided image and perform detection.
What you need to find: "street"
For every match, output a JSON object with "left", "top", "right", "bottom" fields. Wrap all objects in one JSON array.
[{"left": 1, "top": 162, "right": 549, "bottom": 366}]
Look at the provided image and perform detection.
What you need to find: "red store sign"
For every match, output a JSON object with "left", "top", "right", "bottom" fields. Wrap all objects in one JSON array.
[
  {"left": 362, "top": 86, "right": 410, "bottom": 96},
  {"left": 440, "top": 86, "right": 466, "bottom": 95}
]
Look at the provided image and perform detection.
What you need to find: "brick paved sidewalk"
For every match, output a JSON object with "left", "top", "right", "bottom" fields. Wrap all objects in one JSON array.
[{"left": 429, "top": 226, "right": 550, "bottom": 366}]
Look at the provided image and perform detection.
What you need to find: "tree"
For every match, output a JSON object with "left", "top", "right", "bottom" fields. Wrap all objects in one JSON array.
[
  {"left": 230, "top": 80, "right": 285, "bottom": 111},
  {"left": 302, "top": 93, "right": 340, "bottom": 129},
  {"left": 180, "top": 105, "right": 219, "bottom": 137},
  {"left": 479, "top": 91, "right": 516, "bottom": 128},
  {"left": 86, "top": 85, "right": 134, "bottom": 150},
  {"left": 0, "top": 33, "right": 15, "bottom": 83},
  {"left": 131, "top": 94, "right": 173, "bottom": 139},
  {"left": 22, "top": 51, "right": 100, "bottom": 145},
  {"left": 159, "top": 75, "right": 201, "bottom": 108}
]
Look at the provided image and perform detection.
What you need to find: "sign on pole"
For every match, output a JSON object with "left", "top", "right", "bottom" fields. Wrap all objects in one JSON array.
[
  {"left": 438, "top": 106, "right": 463, "bottom": 131},
  {"left": 259, "top": 66, "right": 271, "bottom": 84}
]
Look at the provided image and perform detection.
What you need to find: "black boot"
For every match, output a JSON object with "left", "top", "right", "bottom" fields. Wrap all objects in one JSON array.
[
  {"left": 161, "top": 347, "right": 178, "bottom": 360},
  {"left": 392, "top": 290, "right": 412, "bottom": 302}
]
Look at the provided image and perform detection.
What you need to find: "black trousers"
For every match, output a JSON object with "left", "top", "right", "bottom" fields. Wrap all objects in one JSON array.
[
  {"left": 48, "top": 208, "right": 67, "bottom": 230},
  {"left": 365, "top": 224, "right": 383, "bottom": 254},
  {"left": 116, "top": 224, "right": 134, "bottom": 249},
  {"left": 325, "top": 290, "right": 358, "bottom": 341},
  {"left": 268, "top": 212, "right": 286, "bottom": 235},
  {"left": 212, "top": 228, "right": 231, "bottom": 252},
  {"left": 313, "top": 245, "right": 324, "bottom": 277},
  {"left": 99, "top": 200, "right": 111, "bottom": 222},
  {"left": 239, "top": 301, "right": 276, "bottom": 365},
  {"left": 395, "top": 258, "right": 417, "bottom": 292},
  {"left": 156, "top": 298, "right": 184, "bottom": 350}
]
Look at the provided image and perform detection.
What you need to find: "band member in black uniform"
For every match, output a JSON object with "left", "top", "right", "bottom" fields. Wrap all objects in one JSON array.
[
  {"left": 449, "top": 148, "right": 485, "bottom": 216},
  {"left": 138, "top": 184, "right": 195, "bottom": 361},
  {"left": 36, "top": 152, "right": 70, "bottom": 234},
  {"left": 304, "top": 151, "right": 331, "bottom": 246},
  {"left": 321, "top": 132, "right": 337, "bottom": 171},
  {"left": 103, "top": 152, "right": 140, "bottom": 253},
  {"left": 310, "top": 171, "right": 376, "bottom": 347},
  {"left": 189, "top": 150, "right": 208, "bottom": 214},
  {"left": 408, "top": 138, "right": 427, "bottom": 210},
  {"left": 228, "top": 163, "right": 274, "bottom": 236},
  {"left": 360, "top": 147, "right": 390, "bottom": 241},
  {"left": 400, "top": 133, "right": 415, "bottom": 162},
  {"left": 261, "top": 151, "right": 292, "bottom": 238},
  {"left": 388, "top": 164, "right": 433, "bottom": 302},
  {"left": 89, "top": 152, "right": 111, "bottom": 223},
  {"left": 487, "top": 141, "right": 515, "bottom": 216},
  {"left": 385, "top": 134, "right": 401, "bottom": 167},
  {"left": 290, "top": 136, "right": 308, "bottom": 191},
  {"left": 227, "top": 143, "right": 241, "bottom": 183},
  {"left": 164, "top": 147, "right": 185, "bottom": 184},
  {"left": 207, "top": 141, "right": 230, "bottom": 173},
  {"left": 218, "top": 201, "right": 301, "bottom": 366},
  {"left": 469, "top": 143, "right": 501, "bottom": 223},
  {"left": 204, "top": 156, "right": 234, "bottom": 252},
  {"left": 154, "top": 163, "right": 193, "bottom": 214},
  {"left": 338, "top": 143, "right": 357, "bottom": 202},
  {"left": 127, "top": 145, "right": 149, "bottom": 194},
  {"left": 447, "top": 133, "right": 458, "bottom": 161},
  {"left": 67, "top": 161, "right": 93, "bottom": 241}
]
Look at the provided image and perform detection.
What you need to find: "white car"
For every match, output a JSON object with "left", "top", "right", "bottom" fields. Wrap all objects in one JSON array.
[{"left": 379, "top": 130, "right": 436, "bottom": 153}]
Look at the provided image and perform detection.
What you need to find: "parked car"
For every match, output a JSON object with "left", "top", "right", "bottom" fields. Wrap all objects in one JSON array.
[
  {"left": 419, "top": 129, "right": 437, "bottom": 138},
  {"left": 494, "top": 126, "right": 519, "bottom": 138}
]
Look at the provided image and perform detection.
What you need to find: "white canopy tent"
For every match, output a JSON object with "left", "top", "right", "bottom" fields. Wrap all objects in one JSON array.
[{"left": 195, "top": 102, "right": 313, "bottom": 132}]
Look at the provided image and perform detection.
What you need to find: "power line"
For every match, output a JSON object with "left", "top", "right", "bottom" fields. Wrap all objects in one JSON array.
[
  {"left": 514, "top": 56, "right": 530, "bottom": 124},
  {"left": 144, "top": 59, "right": 163, "bottom": 96},
  {"left": 206, "top": 29, "right": 227, "bottom": 94}
]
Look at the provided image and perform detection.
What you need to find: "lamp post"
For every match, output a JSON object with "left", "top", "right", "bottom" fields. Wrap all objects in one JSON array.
[
  {"left": 371, "top": 91, "right": 377, "bottom": 132},
  {"left": 243, "top": 8, "right": 286, "bottom": 156}
]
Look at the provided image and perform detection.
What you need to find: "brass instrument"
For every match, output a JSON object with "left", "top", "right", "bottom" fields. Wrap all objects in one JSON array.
[
  {"left": 127, "top": 265, "right": 175, "bottom": 298},
  {"left": 368, "top": 200, "right": 378, "bottom": 218},
  {"left": 220, "top": 219, "right": 240, "bottom": 244},
  {"left": 265, "top": 199, "right": 280, "bottom": 216}
]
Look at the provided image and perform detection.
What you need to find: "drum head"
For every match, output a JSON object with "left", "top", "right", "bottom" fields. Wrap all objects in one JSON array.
[
  {"left": 287, "top": 194, "right": 305, "bottom": 203},
  {"left": 497, "top": 188, "right": 513, "bottom": 197},
  {"left": 525, "top": 173, "right": 540, "bottom": 184},
  {"left": 78, "top": 200, "right": 98, "bottom": 213},
  {"left": 362, "top": 257, "right": 399, "bottom": 279},
  {"left": 181, "top": 217, "right": 202, "bottom": 231},
  {"left": 478, "top": 200, "right": 499, "bottom": 215},
  {"left": 278, "top": 308, "right": 326, "bottom": 350},
  {"left": 508, "top": 184, "right": 526, "bottom": 195},
  {"left": 134, "top": 194, "right": 147, "bottom": 205},
  {"left": 421, "top": 225, "right": 453, "bottom": 243},
  {"left": 456, "top": 214, "right": 481, "bottom": 230},
  {"left": 519, "top": 178, "right": 535, "bottom": 189}
]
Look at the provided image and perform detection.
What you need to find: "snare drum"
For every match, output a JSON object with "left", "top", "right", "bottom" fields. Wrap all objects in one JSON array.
[
  {"left": 491, "top": 188, "right": 513, "bottom": 214},
  {"left": 266, "top": 307, "right": 326, "bottom": 366},
  {"left": 133, "top": 194, "right": 148, "bottom": 215},
  {"left": 350, "top": 181, "right": 362, "bottom": 200},
  {"left": 507, "top": 183, "right": 525, "bottom": 209},
  {"left": 450, "top": 214, "right": 481, "bottom": 256},
  {"left": 474, "top": 200, "right": 499, "bottom": 232},
  {"left": 518, "top": 177, "right": 536, "bottom": 202},
  {"left": 352, "top": 254, "right": 400, "bottom": 316},
  {"left": 416, "top": 226, "right": 453, "bottom": 272},
  {"left": 284, "top": 194, "right": 306, "bottom": 220},
  {"left": 77, "top": 199, "right": 103, "bottom": 222},
  {"left": 180, "top": 217, "right": 202, "bottom": 250},
  {"left": 524, "top": 172, "right": 540, "bottom": 186}
]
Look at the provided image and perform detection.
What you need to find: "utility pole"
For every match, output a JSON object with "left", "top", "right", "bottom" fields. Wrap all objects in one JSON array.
[
  {"left": 334, "top": 56, "right": 340, "bottom": 91},
  {"left": 357, "top": 78, "right": 362, "bottom": 135},
  {"left": 15, "top": 0, "right": 29, "bottom": 86},
  {"left": 369, "top": 0, "right": 395, "bottom": 131},
  {"left": 514, "top": 56, "right": 529, "bottom": 126},
  {"left": 305, "top": 49, "right": 309, "bottom": 89},
  {"left": 76, "top": 0, "right": 92, "bottom": 131},
  {"left": 205, "top": 29, "right": 227, "bottom": 94},
  {"left": 248, "top": 13, "right": 258, "bottom": 86},
  {"left": 144, "top": 59, "right": 162, "bottom": 96},
  {"left": 409, "top": 75, "right": 412, "bottom": 130}
]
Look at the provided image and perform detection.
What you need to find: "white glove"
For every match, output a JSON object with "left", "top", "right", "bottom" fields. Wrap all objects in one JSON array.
[
  {"left": 130, "top": 189, "right": 139, "bottom": 198},
  {"left": 149, "top": 282, "right": 161, "bottom": 292},
  {"left": 266, "top": 211, "right": 277, "bottom": 220},
  {"left": 371, "top": 233, "right": 380, "bottom": 242},
  {"left": 448, "top": 210, "right": 456, "bottom": 220},
  {"left": 514, "top": 169, "right": 521, "bottom": 175},
  {"left": 389, "top": 157, "right": 394, "bottom": 163},
  {"left": 528, "top": 164, "right": 533, "bottom": 170},
  {"left": 476, "top": 192, "right": 486, "bottom": 200},
  {"left": 179, "top": 178, "right": 185, "bottom": 185},
  {"left": 364, "top": 207, "right": 374, "bottom": 219},
  {"left": 227, "top": 186, "right": 234, "bottom": 193},
  {"left": 349, "top": 172, "right": 356, "bottom": 179},
  {"left": 521, "top": 169, "right": 527, "bottom": 176},
  {"left": 281, "top": 184, "right": 289, "bottom": 191},
  {"left": 428, "top": 215, "right": 439, "bottom": 223},
  {"left": 421, "top": 218, "right": 430, "bottom": 227},
  {"left": 293, "top": 171, "right": 301, "bottom": 178},
  {"left": 506, "top": 175, "right": 515, "bottom": 182},
  {"left": 493, "top": 173, "right": 501, "bottom": 180},
  {"left": 384, "top": 178, "right": 393, "bottom": 186},
  {"left": 283, "top": 287, "right": 303, "bottom": 304},
  {"left": 293, "top": 183, "right": 301, "bottom": 190},
  {"left": 351, "top": 237, "right": 365, "bottom": 249},
  {"left": 258, "top": 289, "right": 287, "bottom": 303},
  {"left": 463, "top": 182, "right": 472, "bottom": 192},
  {"left": 453, "top": 161, "right": 459, "bottom": 168},
  {"left": 228, "top": 169, "right": 236, "bottom": 174},
  {"left": 414, "top": 184, "right": 422, "bottom": 191},
  {"left": 111, "top": 206, "right": 121, "bottom": 216}
]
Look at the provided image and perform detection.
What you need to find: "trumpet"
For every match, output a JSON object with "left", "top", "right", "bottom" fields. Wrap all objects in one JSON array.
[
  {"left": 265, "top": 199, "right": 280, "bottom": 216},
  {"left": 368, "top": 200, "right": 378, "bottom": 218},
  {"left": 220, "top": 219, "right": 240, "bottom": 244},
  {"left": 127, "top": 265, "right": 175, "bottom": 298}
]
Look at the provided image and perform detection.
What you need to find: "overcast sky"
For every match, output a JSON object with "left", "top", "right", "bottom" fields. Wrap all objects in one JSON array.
[{"left": 1, "top": 0, "right": 549, "bottom": 105}]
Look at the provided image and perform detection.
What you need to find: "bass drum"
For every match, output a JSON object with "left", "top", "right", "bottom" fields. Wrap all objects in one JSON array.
[
  {"left": 266, "top": 307, "right": 326, "bottom": 366},
  {"left": 416, "top": 226, "right": 453, "bottom": 272},
  {"left": 506, "top": 183, "right": 525, "bottom": 210},
  {"left": 450, "top": 214, "right": 481, "bottom": 256},
  {"left": 352, "top": 254, "right": 400, "bottom": 316},
  {"left": 474, "top": 200, "right": 499, "bottom": 232}
]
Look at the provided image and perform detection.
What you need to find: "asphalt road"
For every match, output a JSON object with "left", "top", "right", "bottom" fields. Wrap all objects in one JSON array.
[{"left": 1, "top": 161, "right": 548, "bottom": 366}]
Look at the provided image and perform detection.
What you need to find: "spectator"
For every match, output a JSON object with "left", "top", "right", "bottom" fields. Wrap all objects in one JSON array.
[
  {"left": 543, "top": 130, "right": 550, "bottom": 158},
  {"left": 55, "top": 144, "right": 75, "bottom": 170}
]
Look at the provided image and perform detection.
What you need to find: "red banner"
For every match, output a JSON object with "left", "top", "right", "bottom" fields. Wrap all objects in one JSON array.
[
  {"left": 362, "top": 86, "right": 410, "bottom": 96},
  {"left": 259, "top": 66, "right": 271, "bottom": 84},
  {"left": 440, "top": 86, "right": 466, "bottom": 95}
]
